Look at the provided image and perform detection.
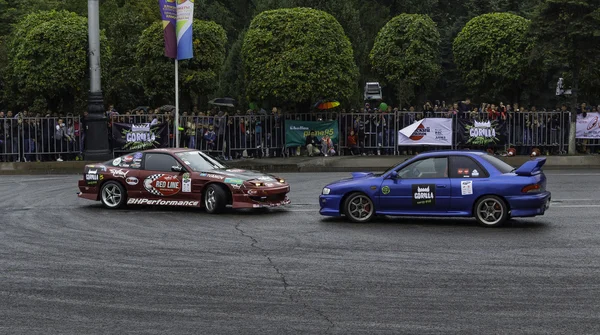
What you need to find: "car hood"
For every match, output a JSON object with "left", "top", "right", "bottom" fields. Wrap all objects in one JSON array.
[
  {"left": 200, "top": 168, "right": 280, "bottom": 182},
  {"left": 326, "top": 172, "right": 380, "bottom": 187}
]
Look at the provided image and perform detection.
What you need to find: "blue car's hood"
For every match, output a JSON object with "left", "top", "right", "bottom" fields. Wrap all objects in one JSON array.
[{"left": 326, "top": 172, "right": 379, "bottom": 188}]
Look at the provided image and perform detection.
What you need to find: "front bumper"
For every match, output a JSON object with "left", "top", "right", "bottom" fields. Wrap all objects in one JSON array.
[
  {"left": 232, "top": 185, "right": 291, "bottom": 209},
  {"left": 506, "top": 191, "right": 552, "bottom": 218},
  {"left": 319, "top": 195, "right": 343, "bottom": 217}
]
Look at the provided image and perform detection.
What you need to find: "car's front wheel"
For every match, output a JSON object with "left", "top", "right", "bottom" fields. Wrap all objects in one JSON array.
[
  {"left": 474, "top": 195, "right": 508, "bottom": 227},
  {"left": 204, "top": 184, "right": 227, "bottom": 214},
  {"left": 100, "top": 181, "right": 127, "bottom": 209},
  {"left": 343, "top": 192, "right": 375, "bottom": 223}
]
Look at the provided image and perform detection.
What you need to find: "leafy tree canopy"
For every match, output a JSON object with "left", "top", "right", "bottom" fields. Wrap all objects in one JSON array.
[
  {"left": 135, "top": 19, "right": 227, "bottom": 108},
  {"left": 3, "top": 10, "right": 110, "bottom": 112},
  {"left": 453, "top": 12, "right": 531, "bottom": 101},
  {"left": 369, "top": 13, "right": 442, "bottom": 106},
  {"left": 242, "top": 7, "right": 359, "bottom": 106}
]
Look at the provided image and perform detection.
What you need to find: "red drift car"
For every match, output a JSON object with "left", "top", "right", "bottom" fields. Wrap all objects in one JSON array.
[{"left": 77, "top": 149, "right": 291, "bottom": 213}]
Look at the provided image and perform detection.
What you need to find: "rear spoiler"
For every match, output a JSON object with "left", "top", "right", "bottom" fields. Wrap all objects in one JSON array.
[{"left": 514, "top": 158, "right": 546, "bottom": 176}]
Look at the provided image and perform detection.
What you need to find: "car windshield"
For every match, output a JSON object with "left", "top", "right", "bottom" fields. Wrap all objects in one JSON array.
[
  {"left": 175, "top": 150, "right": 228, "bottom": 172},
  {"left": 480, "top": 154, "right": 515, "bottom": 174}
]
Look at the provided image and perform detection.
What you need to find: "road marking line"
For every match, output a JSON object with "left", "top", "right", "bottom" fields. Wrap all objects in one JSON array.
[{"left": 551, "top": 205, "right": 600, "bottom": 208}]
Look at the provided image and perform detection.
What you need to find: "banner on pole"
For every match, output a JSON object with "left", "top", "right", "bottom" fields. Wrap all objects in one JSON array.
[
  {"left": 576, "top": 112, "right": 600, "bottom": 139},
  {"left": 159, "top": 0, "right": 177, "bottom": 59},
  {"left": 284, "top": 120, "right": 338, "bottom": 148},
  {"left": 112, "top": 123, "right": 169, "bottom": 151},
  {"left": 397, "top": 118, "right": 453, "bottom": 146},
  {"left": 176, "top": 0, "right": 194, "bottom": 60},
  {"left": 456, "top": 118, "right": 508, "bottom": 147}
]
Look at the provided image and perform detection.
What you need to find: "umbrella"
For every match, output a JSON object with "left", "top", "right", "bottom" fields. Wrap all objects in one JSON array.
[
  {"left": 159, "top": 105, "right": 176, "bottom": 112},
  {"left": 209, "top": 98, "right": 236, "bottom": 107},
  {"left": 316, "top": 101, "right": 340, "bottom": 110}
]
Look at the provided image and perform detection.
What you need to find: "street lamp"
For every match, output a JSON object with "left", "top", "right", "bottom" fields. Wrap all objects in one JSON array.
[{"left": 84, "top": 0, "right": 111, "bottom": 162}]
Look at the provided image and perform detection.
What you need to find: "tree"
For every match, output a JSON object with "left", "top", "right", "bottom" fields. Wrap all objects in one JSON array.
[
  {"left": 453, "top": 13, "right": 531, "bottom": 102},
  {"left": 242, "top": 7, "right": 359, "bottom": 108},
  {"left": 3, "top": 10, "right": 110, "bottom": 113},
  {"left": 529, "top": 0, "right": 600, "bottom": 154},
  {"left": 135, "top": 19, "right": 227, "bottom": 109},
  {"left": 218, "top": 29, "right": 246, "bottom": 105},
  {"left": 99, "top": 0, "right": 158, "bottom": 110},
  {"left": 369, "top": 13, "right": 441, "bottom": 107}
]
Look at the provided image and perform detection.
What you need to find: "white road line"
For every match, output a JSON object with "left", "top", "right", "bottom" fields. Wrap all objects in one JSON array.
[{"left": 551, "top": 205, "right": 600, "bottom": 208}]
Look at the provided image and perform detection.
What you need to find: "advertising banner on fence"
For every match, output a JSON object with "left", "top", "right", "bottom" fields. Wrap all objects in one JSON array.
[
  {"left": 456, "top": 119, "right": 508, "bottom": 147},
  {"left": 284, "top": 120, "right": 339, "bottom": 148},
  {"left": 112, "top": 123, "right": 169, "bottom": 151},
  {"left": 576, "top": 112, "right": 600, "bottom": 139},
  {"left": 397, "top": 118, "right": 453, "bottom": 146}
]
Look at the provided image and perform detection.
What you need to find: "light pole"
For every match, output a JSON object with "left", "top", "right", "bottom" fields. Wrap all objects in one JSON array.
[{"left": 84, "top": 0, "right": 111, "bottom": 162}]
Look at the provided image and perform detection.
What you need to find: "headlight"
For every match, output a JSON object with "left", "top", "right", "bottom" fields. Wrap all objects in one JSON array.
[
  {"left": 278, "top": 178, "right": 285, "bottom": 184},
  {"left": 322, "top": 188, "right": 331, "bottom": 195},
  {"left": 250, "top": 181, "right": 264, "bottom": 186}
]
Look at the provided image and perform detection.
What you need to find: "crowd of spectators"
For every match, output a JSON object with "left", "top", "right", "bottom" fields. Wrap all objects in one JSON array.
[{"left": 1, "top": 99, "right": 599, "bottom": 162}]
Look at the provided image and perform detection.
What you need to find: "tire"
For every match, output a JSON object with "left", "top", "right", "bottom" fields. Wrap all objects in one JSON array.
[
  {"left": 343, "top": 192, "right": 375, "bottom": 223},
  {"left": 474, "top": 195, "right": 508, "bottom": 227},
  {"left": 100, "top": 181, "right": 127, "bottom": 209},
  {"left": 204, "top": 184, "right": 228, "bottom": 214}
]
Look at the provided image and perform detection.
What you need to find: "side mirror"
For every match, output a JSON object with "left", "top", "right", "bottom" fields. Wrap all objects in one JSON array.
[
  {"left": 171, "top": 165, "right": 183, "bottom": 172},
  {"left": 389, "top": 171, "right": 400, "bottom": 179}
]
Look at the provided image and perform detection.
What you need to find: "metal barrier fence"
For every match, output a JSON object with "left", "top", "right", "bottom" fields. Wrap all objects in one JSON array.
[
  {"left": 1, "top": 111, "right": 598, "bottom": 162},
  {"left": 1, "top": 116, "right": 83, "bottom": 162}
]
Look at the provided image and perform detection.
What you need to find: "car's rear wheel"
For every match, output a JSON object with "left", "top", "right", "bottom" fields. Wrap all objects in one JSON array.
[
  {"left": 204, "top": 184, "right": 227, "bottom": 214},
  {"left": 474, "top": 195, "right": 508, "bottom": 227},
  {"left": 100, "top": 181, "right": 126, "bottom": 209},
  {"left": 344, "top": 193, "right": 375, "bottom": 223}
]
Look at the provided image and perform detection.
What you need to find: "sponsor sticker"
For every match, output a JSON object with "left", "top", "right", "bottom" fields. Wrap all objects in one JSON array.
[
  {"left": 144, "top": 174, "right": 181, "bottom": 196},
  {"left": 109, "top": 168, "right": 129, "bottom": 179},
  {"left": 258, "top": 176, "right": 274, "bottom": 181},
  {"left": 412, "top": 184, "right": 435, "bottom": 206},
  {"left": 382, "top": 186, "right": 391, "bottom": 195},
  {"left": 182, "top": 173, "right": 191, "bottom": 193},
  {"left": 126, "top": 177, "right": 139, "bottom": 186},
  {"left": 133, "top": 152, "right": 143, "bottom": 160},
  {"left": 461, "top": 181, "right": 473, "bottom": 195},
  {"left": 127, "top": 198, "right": 199, "bottom": 206},
  {"left": 131, "top": 163, "right": 141, "bottom": 169},
  {"left": 472, "top": 169, "right": 480, "bottom": 177},
  {"left": 87, "top": 165, "right": 107, "bottom": 171},
  {"left": 123, "top": 155, "right": 133, "bottom": 163},
  {"left": 225, "top": 178, "right": 244, "bottom": 185},
  {"left": 458, "top": 168, "right": 464, "bottom": 175},
  {"left": 112, "top": 157, "right": 122, "bottom": 166}
]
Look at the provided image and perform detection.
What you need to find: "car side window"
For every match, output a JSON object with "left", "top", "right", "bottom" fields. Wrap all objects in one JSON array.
[
  {"left": 449, "top": 156, "right": 488, "bottom": 178},
  {"left": 144, "top": 153, "right": 180, "bottom": 172},
  {"left": 398, "top": 157, "right": 448, "bottom": 179}
]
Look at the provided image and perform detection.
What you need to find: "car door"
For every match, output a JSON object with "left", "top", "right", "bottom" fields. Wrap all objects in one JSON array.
[
  {"left": 378, "top": 156, "right": 451, "bottom": 215},
  {"left": 139, "top": 152, "right": 189, "bottom": 201},
  {"left": 448, "top": 155, "right": 490, "bottom": 214}
]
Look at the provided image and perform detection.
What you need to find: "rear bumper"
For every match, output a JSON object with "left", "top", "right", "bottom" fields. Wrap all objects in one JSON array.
[
  {"left": 319, "top": 195, "right": 343, "bottom": 217},
  {"left": 78, "top": 180, "right": 99, "bottom": 201},
  {"left": 506, "top": 191, "right": 551, "bottom": 218}
]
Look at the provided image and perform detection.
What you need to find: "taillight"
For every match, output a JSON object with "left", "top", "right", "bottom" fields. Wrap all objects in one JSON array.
[{"left": 522, "top": 184, "right": 541, "bottom": 193}]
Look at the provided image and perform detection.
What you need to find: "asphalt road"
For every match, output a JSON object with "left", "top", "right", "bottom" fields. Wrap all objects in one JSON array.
[{"left": 1, "top": 171, "right": 599, "bottom": 334}]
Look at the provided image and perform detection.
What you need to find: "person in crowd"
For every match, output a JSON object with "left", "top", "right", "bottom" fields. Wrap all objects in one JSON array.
[
  {"left": 305, "top": 130, "right": 320, "bottom": 157},
  {"left": 347, "top": 129, "right": 360, "bottom": 155},
  {"left": 320, "top": 133, "right": 336, "bottom": 157},
  {"left": 203, "top": 124, "right": 217, "bottom": 152}
]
